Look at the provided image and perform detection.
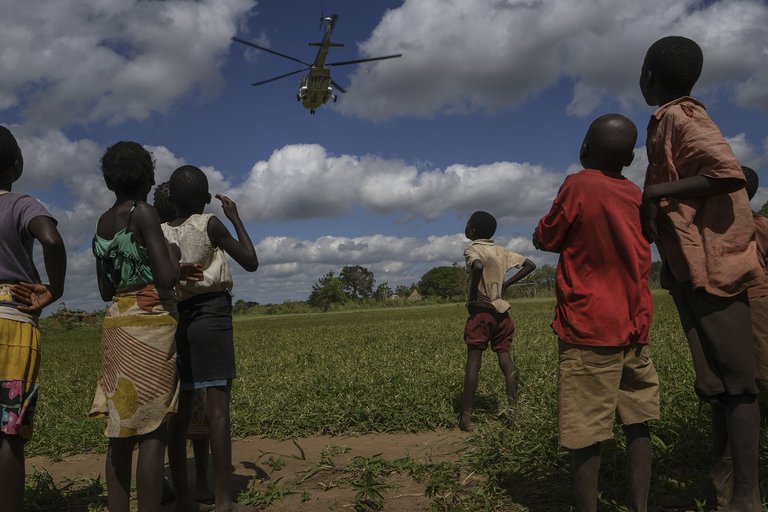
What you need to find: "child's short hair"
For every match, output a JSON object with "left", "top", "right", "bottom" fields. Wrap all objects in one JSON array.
[
  {"left": 153, "top": 181, "right": 176, "bottom": 223},
  {"left": 169, "top": 165, "right": 209, "bottom": 211},
  {"left": 101, "top": 141, "right": 155, "bottom": 194},
  {"left": 468, "top": 211, "right": 497, "bottom": 239},
  {"left": 743, "top": 166, "right": 759, "bottom": 201},
  {"left": 0, "top": 125, "right": 21, "bottom": 174},
  {"left": 643, "top": 36, "right": 703, "bottom": 96}
]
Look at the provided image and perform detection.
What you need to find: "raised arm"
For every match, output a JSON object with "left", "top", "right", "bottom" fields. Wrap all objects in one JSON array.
[{"left": 208, "top": 195, "right": 259, "bottom": 272}]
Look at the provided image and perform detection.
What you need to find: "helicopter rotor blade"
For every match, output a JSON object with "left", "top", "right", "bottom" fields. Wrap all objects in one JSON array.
[
  {"left": 232, "top": 37, "right": 312, "bottom": 66},
  {"left": 251, "top": 68, "right": 308, "bottom": 87},
  {"left": 327, "top": 54, "right": 402, "bottom": 67},
  {"left": 330, "top": 80, "right": 347, "bottom": 93}
]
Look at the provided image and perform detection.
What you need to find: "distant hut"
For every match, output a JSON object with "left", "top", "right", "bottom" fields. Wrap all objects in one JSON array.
[{"left": 407, "top": 290, "right": 423, "bottom": 302}]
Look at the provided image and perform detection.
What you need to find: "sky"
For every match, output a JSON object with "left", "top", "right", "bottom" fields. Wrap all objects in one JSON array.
[{"left": 2, "top": 0, "right": 768, "bottom": 312}]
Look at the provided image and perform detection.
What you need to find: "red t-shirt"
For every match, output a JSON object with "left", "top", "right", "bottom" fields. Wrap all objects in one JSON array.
[{"left": 535, "top": 169, "right": 653, "bottom": 347}]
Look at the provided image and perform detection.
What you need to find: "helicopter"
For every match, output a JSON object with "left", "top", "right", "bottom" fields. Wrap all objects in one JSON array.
[{"left": 232, "top": 14, "right": 402, "bottom": 114}]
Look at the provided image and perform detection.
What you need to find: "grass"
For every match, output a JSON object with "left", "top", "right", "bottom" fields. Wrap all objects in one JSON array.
[{"left": 28, "top": 293, "right": 768, "bottom": 510}]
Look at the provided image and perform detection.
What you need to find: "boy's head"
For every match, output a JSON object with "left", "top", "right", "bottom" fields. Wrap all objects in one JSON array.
[
  {"left": 640, "top": 36, "right": 703, "bottom": 106},
  {"left": 168, "top": 165, "right": 210, "bottom": 212},
  {"left": 465, "top": 211, "right": 497, "bottom": 240},
  {"left": 579, "top": 114, "right": 637, "bottom": 173},
  {"left": 0, "top": 125, "right": 23, "bottom": 183},
  {"left": 743, "top": 166, "right": 759, "bottom": 201},
  {"left": 152, "top": 181, "right": 177, "bottom": 223},
  {"left": 101, "top": 141, "right": 155, "bottom": 195}
]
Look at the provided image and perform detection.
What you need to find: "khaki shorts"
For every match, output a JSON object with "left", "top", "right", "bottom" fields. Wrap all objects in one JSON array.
[{"left": 558, "top": 340, "right": 660, "bottom": 450}]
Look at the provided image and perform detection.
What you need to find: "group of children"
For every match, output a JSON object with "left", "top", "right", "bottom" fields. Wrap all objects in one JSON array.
[
  {"left": 0, "top": 33, "right": 767, "bottom": 512},
  {"left": 0, "top": 133, "right": 259, "bottom": 512},
  {"left": 461, "top": 36, "right": 768, "bottom": 512}
]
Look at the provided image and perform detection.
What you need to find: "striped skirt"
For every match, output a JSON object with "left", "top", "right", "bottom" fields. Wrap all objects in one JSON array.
[{"left": 89, "top": 284, "right": 179, "bottom": 438}]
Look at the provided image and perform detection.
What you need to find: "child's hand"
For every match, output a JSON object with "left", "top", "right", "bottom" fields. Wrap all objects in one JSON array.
[
  {"left": 10, "top": 283, "right": 55, "bottom": 313},
  {"left": 180, "top": 262, "right": 204, "bottom": 282},
  {"left": 532, "top": 232, "right": 543, "bottom": 250},
  {"left": 641, "top": 196, "right": 659, "bottom": 243},
  {"left": 215, "top": 194, "right": 240, "bottom": 221}
]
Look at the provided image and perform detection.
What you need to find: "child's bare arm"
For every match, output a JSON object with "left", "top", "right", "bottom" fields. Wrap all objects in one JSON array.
[
  {"left": 208, "top": 195, "right": 259, "bottom": 272},
  {"left": 642, "top": 175, "right": 744, "bottom": 241},
  {"left": 502, "top": 259, "right": 536, "bottom": 292},
  {"left": 133, "top": 203, "right": 179, "bottom": 291},
  {"left": 467, "top": 260, "right": 484, "bottom": 303},
  {"left": 12, "top": 216, "right": 66, "bottom": 313}
]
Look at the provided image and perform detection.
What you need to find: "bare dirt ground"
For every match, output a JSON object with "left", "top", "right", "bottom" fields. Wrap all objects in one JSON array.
[{"left": 26, "top": 429, "right": 470, "bottom": 511}]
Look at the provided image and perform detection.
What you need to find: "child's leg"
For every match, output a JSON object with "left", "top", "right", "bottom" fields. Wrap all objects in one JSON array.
[
  {"left": 192, "top": 438, "right": 212, "bottom": 502},
  {"left": 496, "top": 350, "right": 518, "bottom": 407},
  {"left": 206, "top": 385, "right": 258, "bottom": 511},
  {"left": 106, "top": 437, "right": 135, "bottom": 512},
  {"left": 136, "top": 425, "right": 167, "bottom": 512},
  {"left": 721, "top": 393, "right": 760, "bottom": 511},
  {"left": 623, "top": 423, "right": 652, "bottom": 512},
  {"left": 570, "top": 443, "right": 600, "bottom": 512},
  {"left": 0, "top": 435, "right": 24, "bottom": 512},
  {"left": 169, "top": 389, "right": 195, "bottom": 512},
  {"left": 460, "top": 347, "right": 483, "bottom": 431},
  {"left": 709, "top": 403, "right": 733, "bottom": 507}
]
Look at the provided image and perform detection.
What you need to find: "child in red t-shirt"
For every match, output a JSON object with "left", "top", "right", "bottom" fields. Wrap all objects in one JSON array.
[{"left": 534, "top": 114, "right": 658, "bottom": 512}]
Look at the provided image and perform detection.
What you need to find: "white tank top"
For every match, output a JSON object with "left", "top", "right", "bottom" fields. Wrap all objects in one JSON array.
[{"left": 161, "top": 214, "right": 233, "bottom": 301}]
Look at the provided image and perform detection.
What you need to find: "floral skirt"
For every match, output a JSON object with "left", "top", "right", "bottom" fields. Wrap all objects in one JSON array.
[
  {"left": 89, "top": 284, "right": 179, "bottom": 438},
  {"left": 0, "top": 318, "right": 40, "bottom": 441}
]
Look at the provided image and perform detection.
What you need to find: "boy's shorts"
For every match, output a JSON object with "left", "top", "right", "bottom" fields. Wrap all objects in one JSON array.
[
  {"left": 464, "top": 307, "right": 514, "bottom": 353},
  {"left": 670, "top": 281, "right": 758, "bottom": 400},
  {"left": 750, "top": 294, "right": 768, "bottom": 399},
  {"left": 557, "top": 340, "right": 660, "bottom": 450}
]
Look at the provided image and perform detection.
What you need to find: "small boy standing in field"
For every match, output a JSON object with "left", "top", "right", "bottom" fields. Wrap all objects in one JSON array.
[
  {"left": 162, "top": 165, "right": 259, "bottom": 512},
  {"left": 533, "top": 113, "right": 659, "bottom": 512},
  {"left": 640, "top": 36, "right": 763, "bottom": 511},
  {"left": 460, "top": 211, "right": 535, "bottom": 432},
  {"left": 0, "top": 125, "right": 67, "bottom": 512}
]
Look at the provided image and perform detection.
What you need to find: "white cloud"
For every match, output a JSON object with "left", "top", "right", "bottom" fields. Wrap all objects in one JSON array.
[
  {"left": 231, "top": 144, "right": 563, "bottom": 222},
  {"left": 0, "top": 0, "right": 254, "bottom": 128},
  {"left": 337, "top": 0, "right": 768, "bottom": 120}
]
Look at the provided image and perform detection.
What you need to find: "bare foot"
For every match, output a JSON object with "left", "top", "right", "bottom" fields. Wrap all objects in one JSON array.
[
  {"left": 217, "top": 502, "right": 261, "bottom": 512},
  {"left": 459, "top": 413, "right": 474, "bottom": 432},
  {"left": 193, "top": 486, "right": 214, "bottom": 504}
]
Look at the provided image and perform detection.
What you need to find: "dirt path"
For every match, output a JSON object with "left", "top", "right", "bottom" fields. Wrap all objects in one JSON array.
[{"left": 26, "top": 429, "right": 470, "bottom": 511}]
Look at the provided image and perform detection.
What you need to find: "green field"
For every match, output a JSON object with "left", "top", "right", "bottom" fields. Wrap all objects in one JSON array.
[{"left": 28, "top": 293, "right": 768, "bottom": 510}]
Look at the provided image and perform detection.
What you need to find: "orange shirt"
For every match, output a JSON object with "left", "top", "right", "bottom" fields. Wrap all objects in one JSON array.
[
  {"left": 644, "top": 97, "right": 762, "bottom": 297},
  {"left": 749, "top": 213, "right": 768, "bottom": 299}
]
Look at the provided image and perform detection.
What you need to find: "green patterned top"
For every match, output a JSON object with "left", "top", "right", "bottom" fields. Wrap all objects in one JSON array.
[{"left": 92, "top": 204, "right": 154, "bottom": 291}]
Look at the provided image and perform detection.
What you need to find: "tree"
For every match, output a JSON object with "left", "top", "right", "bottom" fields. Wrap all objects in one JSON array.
[
  {"left": 418, "top": 264, "right": 466, "bottom": 298},
  {"left": 340, "top": 265, "right": 375, "bottom": 299},
  {"left": 760, "top": 200, "right": 768, "bottom": 218},
  {"left": 308, "top": 271, "right": 348, "bottom": 311},
  {"left": 373, "top": 282, "right": 393, "bottom": 301},
  {"left": 395, "top": 284, "right": 415, "bottom": 298}
]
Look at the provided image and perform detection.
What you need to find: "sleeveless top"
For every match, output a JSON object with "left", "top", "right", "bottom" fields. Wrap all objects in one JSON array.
[
  {"left": 161, "top": 213, "right": 232, "bottom": 301},
  {"left": 92, "top": 202, "right": 155, "bottom": 292}
]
